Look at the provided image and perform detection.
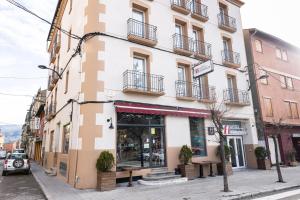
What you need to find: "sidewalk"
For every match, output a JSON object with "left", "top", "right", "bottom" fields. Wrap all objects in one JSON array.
[{"left": 31, "top": 163, "right": 300, "bottom": 200}]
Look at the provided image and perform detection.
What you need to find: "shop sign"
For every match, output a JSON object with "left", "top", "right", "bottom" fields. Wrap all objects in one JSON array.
[
  {"left": 292, "top": 133, "right": 300, "bottom": 138},
  {"left": 193, "top": 60, "right": 214, "bottom": 78},
  {"left": 208, "top": 127, "right": 215, "bottom": 135}
]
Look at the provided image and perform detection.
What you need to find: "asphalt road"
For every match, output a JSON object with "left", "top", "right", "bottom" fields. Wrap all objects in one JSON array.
[
  {"left": 0, "top": 160, "right": 45, "bottom": 200},
  {"left": 253, "top": 188, "right": 300, "bottom": 200}
]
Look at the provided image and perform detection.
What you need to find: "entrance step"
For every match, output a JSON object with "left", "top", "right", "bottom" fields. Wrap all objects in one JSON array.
[{"left": 138, "top": 167, "right": 188, "bottom": 186}]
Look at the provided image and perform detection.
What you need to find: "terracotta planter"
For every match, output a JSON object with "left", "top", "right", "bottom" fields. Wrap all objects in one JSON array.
[
  {"left": 178, "top": 164, "right": 195, "bottom": 180},
  {"left": 217, "top": 162, "right": 233, "bottom": 176},
  {"left": 96, "top": 171, "right": 116, "bottom": 191},
  {"left": 257, "top": 159, "right": 271, "bottom": 170},
  {"left": 289, "top": 161, "right": 298, "bottom": 167}
]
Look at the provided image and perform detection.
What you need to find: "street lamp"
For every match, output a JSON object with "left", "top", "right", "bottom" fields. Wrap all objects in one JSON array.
[
  {"left": 38, "top": 65, "right": 62, "bottom": 79},
  {"left": 247, "top": 74, "right": 269, "bottom": 91}
]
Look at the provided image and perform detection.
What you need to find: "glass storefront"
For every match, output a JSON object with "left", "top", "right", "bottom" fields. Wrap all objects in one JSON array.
[
  {"left": 117, "top": 113, "right": 166, "bottom": 170},
  {"left": 189, "top": 118, "right": 207, "bottom": 156}
]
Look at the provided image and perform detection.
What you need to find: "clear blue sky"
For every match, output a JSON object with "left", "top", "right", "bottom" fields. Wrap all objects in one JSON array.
[{"left": 0, "top": 0, "right": 299, "bottom": 125}]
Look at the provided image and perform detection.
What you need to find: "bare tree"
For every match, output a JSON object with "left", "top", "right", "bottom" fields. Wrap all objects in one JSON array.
[
  {"left": 269, "top": 118, "right": 285, "bottom": 183},
  {"left": 207, "top": 99, "right": 230, "bottom": 192}
]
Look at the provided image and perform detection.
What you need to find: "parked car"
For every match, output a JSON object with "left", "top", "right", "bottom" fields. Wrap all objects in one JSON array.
[
  {"left": 13, "top": 149, "right": 25, "bottom": 154},
  {"left": 2, "top": 153, "right": 30, "bottom": 176},
  {"left": 0, "top": 150, "right": 6, "bottom": 159}
]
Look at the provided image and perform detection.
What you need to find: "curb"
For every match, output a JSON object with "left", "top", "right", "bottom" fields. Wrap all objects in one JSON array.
[
  {"left": 229, "top": 184, "right": 300, "bottom": 200},
  {"left": 31, "top": 166, "right": 50, "bottom": 200}
]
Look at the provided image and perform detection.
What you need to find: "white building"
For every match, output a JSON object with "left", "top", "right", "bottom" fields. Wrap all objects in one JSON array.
[{"left": 44, "top": 0, "right": 258, "bottom": 189}]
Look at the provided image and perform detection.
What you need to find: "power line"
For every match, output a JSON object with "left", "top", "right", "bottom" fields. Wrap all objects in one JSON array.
[
  {"left": 5, "top": 0, "right": 81, "bottom": 40},
  {"left": 0, "top": 76, "right": 47, "bottom": 79},
  {"left": 0, "top": 92, "right": 33, "bottom": 97}
]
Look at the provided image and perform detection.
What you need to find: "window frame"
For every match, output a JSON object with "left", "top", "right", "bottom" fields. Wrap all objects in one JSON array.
[
  {"left": 263, "top": 97, "right": 273, "bottom": 117},
  {"left": 189, "top": 117, "right": 207, "bottom": 157},
  {"left": 62, "top": 124, "right": 70, "bottom": 154},
  {"left": 259, "top": 69, "right": 268, "bottom": 85}
]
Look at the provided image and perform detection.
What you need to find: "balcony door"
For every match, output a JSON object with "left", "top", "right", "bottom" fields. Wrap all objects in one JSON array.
[
  {"left": 227, "top": 75, "right": 237, "bottom": 102},
  {"left": 133, "top": 57, "right": 146, "bottom": 90},
  {"left": 177, "top": 65, "right": 187, "bottom": 96},
  {"left": 175, "top": 24, "right": 183, "bottom": 48},
  {"left": 132, "top": 10, "right": 145, "bottom": 38}
]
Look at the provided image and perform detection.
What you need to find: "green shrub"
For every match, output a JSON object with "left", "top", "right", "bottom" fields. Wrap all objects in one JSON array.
[
  {"left": 216, "top": 144, "right": 231, "bottom": 162},
  {"left": 96, "top": 151, "right": 115, "bottom": 172},
  {"left": 179, "top": 145, "right": 193, "bottom": 165},
  {"left": 255, "top": 146, "right": 268, "bottom": 160}
]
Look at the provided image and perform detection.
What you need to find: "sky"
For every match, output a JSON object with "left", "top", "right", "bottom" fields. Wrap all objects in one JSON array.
[{"left": 0, "top": 0, "right": 300, "bottom": 125}]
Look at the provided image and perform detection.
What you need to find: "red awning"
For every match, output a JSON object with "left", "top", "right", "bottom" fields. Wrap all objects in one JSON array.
[{"left": 114, "top": 102, "right": 210, "bottom": 118}]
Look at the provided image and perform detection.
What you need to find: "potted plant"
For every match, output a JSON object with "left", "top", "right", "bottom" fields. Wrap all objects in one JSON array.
[
  {"left": 216, "top": 144, "right": 233, "bottom": 176},
  {"left": 255, "top": 146, "right": 271, "bottom": 170},
  {"left": 96, "top": 151, "right": 116, "bottom": 191},
  {"left": 178, "top": 145, "right": 195, "bottom": 180},
  {"left": 287, "top": 149, "right": 298, "bottom": 167}
]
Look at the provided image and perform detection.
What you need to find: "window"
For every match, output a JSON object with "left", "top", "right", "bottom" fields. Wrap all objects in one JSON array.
[
  {"left": 255, "top": 40, "right": 263, "bottom": 53},
  {"left": 189, "top": 118, "right": 207, "bottom": 156},
  {"left": 259, "top": 70, "right": 268, "bottom": 84},
  {"left": 276, "top": 48, "right": 288, "bottom": 61},
  {"left": 280, "top": 75, "right": 287, "bottom": 88},
  {"left": 62, "top": 124, "right": 70, "bottom": 154},
  {"left": 280, "top": 75, "right": 293, "bottom": 89},
  {"left": 285, "top": 101, "right": 299, "bottom": 119},
  {"left": 65, "top": 71, "right": 69, "bottom": 93},
  {"left": 282, "top": 50, "right": 288, "bottom": 61},
  {"left": 276, "top": 48, "right": 282, "bottom": 59},
  {"left": 67, "top": 29, "right": 71, "bottom": 52},
  {"left": 264, "top": 97, "right": 273, "bottom": 117},
  {"left": 286, "top": 77, "right": 293, "bottom": 89}
]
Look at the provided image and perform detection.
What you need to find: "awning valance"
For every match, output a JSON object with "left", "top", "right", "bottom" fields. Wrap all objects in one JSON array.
[{"left": 114, "top": 102, "right": 210, "bottom": 118}]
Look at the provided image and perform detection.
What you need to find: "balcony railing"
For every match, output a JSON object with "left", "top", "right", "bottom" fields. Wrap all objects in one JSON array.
[
  {"left": 54, "top": 32, "right": 61, "bottom": 53},
  {"left": 193, "top": 40, "right": 212, "bottom": 60},
  {"left": 123, "top": 70, "right": 164, "bottom": 95},
  {"left": 170, "top": 0, "right": 190, "bottom": 15},
  {"left": 223, "top": 89, "right": 250, "bottom": 105},
  {"left": 173, "top": 33, "right": 194, "bottom": 56},
  {"left": 48, "top": 76, "right": 54, "bottom": 91},
  {"left": 127, "top": 18, "right": 157, "bottom": 46},
  {"left": 51, "top": 67, "right": 59, "bottom": 85},
  {"left": 191, "top": 2, "right": 208, "bottom": 22},
  {"left": 221, "top": 50, "right": 240, "bottom": 68},
  {"left": 197, "top": 85, "right": 216, "bottom": 102},
  {"left": 46, "top": 103, "right": 57, "bottom": 121},
  {"left": 175, "top": 80, "right": 199, "bottom": 100},
  {"left": 217, "top": 13, "right": 236, "bottom": 33}
]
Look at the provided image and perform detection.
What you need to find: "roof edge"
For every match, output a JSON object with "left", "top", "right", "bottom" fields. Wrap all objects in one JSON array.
[
  {"left": 226, "top": 0, "right": 245, "bottom": 7},
  {"left": 47, "top": 0, "right": 62, "bottom": 41}
]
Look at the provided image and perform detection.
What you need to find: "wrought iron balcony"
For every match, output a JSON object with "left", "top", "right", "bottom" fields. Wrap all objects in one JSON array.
[
  {"left": 221, "top": 50, "right": 240, "bottom": 68},
  {"left": 123, "top": 70, "right": 164, "bottom": 96},
  {"left": 51, "top": 67, "right": 59, "bottom": 85},
  {"left": 193, "top": 40, "right": 212, "bottom": 61},
  {"left": 173, "top": 33, "right": 194, "bottom": 56},
  {"left": 223, "top": 89, "right": 250, "bottom": 106},
  {"left": 48, "top": 76, "right": 54, "bottom": 91},
  {"left": 171, "top": 0, "right": 190, "bottom": 15},
  {"left": 191, "top": 2, "right": 208, "bottom": 22},
  {"left": 217, "top": 13, "right": 237, "bottom": 33},
  {"left": 46, "top": 103, "right": 56, "bottom": 121},
  {"left": 50, "top": 47, "right": 56, "bottom": 64},
  {"left": 175, "top": 80, "right": 198, "bottom": 101},
  {"left": 54, "top": 32, "right": 61, "bottom": 53},
  {"left": 127, "top": 18, "right": 157, "bottom": 46},
  {"left": 197, "top": 85, "right": 216, "bottom": 103}
]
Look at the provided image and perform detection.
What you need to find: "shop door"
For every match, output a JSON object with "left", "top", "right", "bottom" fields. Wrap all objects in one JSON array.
[
  {"left": 227, "top": 136, "right": 245, "bottom": 168},
  {"left": 292, "top": 137, "right": 300, "bottom": 162},
  {"left": 268, "top": 137, "right": 282, "bottom": 165}
]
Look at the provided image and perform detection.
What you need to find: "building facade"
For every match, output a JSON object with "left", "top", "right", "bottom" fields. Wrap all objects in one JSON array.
[
  {"left": 244, "top": 29, "right": 300, "bottom": 165},
  {"left": 44, "top": 0, "right": 258, "bottom": 189},
  {"left": 0, "top": 130, "right": 4, "bottom": 150}
]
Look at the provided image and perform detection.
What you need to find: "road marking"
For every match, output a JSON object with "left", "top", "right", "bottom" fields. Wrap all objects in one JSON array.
[{"left": 254, "top": 189, "right": 300, "bottom": 200}]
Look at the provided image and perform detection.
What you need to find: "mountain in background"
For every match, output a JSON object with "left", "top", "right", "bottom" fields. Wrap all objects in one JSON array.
[{"left": 0, "top": 125, "right": 22, "bottom": 143}]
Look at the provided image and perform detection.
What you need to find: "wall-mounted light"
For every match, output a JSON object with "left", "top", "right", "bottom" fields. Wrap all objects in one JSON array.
[{"left": 107, "top": 117, "right": 114, "bottom": 129}]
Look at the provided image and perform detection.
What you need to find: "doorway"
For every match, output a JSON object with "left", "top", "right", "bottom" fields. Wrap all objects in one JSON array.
[
  {"left": 292, "top": 136, "right": 300, "bottom": 162},
  {"left": 227, "top": 136, "right": 246, "bottom": 168}
]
